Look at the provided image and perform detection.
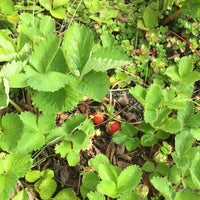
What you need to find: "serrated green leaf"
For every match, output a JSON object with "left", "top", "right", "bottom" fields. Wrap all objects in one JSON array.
[
  {"left": 25, "top": 170, "right": 41, "bottom": 182},
  {"left": 67, "top": 151, "right": 79, "bottom": 166},
  {"left": 81, "top": 47, "right": 130, "bottom": 76},
  {"left": 178, "top": 56, "right": 194, "bottom": 78},
  {"left": 9, "top": 73, "right": 28, "bottom": 88},
  {"left": 151, "top": 177, "right": 175, "bottom": 200},
  {"left": 143, "top": 7, "right": 158, "bottom": 28},
  {"left": 13, "top": 189, "right": 29, "bottom": 200},
  {"left": 82, "top": 172, "right": 100, "bottom": 191},
  {"left": 29, "top": 35, "right": 60, "bottom": 73},
  {"left": 39, "top": 15, "right": 56, "bottom": 35},
  {"left": 175, "top": 131, "right": 194, "bottom": 156},
  {"left": 0, "top": 172, "right": 18, "bottom": 200},
  {"left": 117, "top": 165, "right": 142, "bottom": 192},
  {"left": 54, "top": 188, "right": 79, "bottom": 200},
  {"left": 98, "top": 163, "right": 121, "bottom": 183},
  {"left": 0, "top": 113, "right": 23, "bottom": 152},
  {"left": 129, "top": 85, "right": 146, "bottom": 106},
  {"left": 39, "top": 178, "right": 57, "bottom": 199},
  {"left": 182, "top": 0, "right": 200, "bottom": 19},
  {"left": 165, "top": 66, "right": 180, "bottom": 81},
  {"left": 174, "top": 191, "right": 200, "bottom": 200},
  {"left": 141, "top": 133, "right": 157, "bottom": 147},
  {"left": 121, "top": 123, "right": 137, "bottom": 137},
  {"left": 87, "top": 191, "right": 105, "bottom": 200},
  {"left": 125, "top": 137, "right": 139, "bottom": 151},
  {"left": 71, "top": 130, "right": 86, "bottom": 150},
  {"left": 63, "top": 23, "right": 94, "bottom": 76},
  {"left": 0, "top": 30, "right": 16, "bottom": 62},
  {"left": 0, "top": 78, "right": 9, "bottom": 109},
  {"left": 112, "top": 131, "right": 127, "bottom": 144},
  {"left": 28, "top": 71, "right": 68, "bottom": 92},
  {"left": 88, "top": 154, "right": 109, "bottom": 171},
  {"left": 159, "top": 118, "right": 182, "bottom": 134},
  {"left": 168, "top": 165, "right": 181, "bottom": 184},
  {"left": 190, "top": 152, "right": 200, "bottom": 189},
  {"left": 79, "top": 71, "right": 109, "bottom": 101},
  {"left": 32, "top": 89, "right": 67, "bottom": 114},
  {"left": 38, "top": 0, "right": 51, "bottom": 10},
  {"left": 142, "top": 161, "right": 155, "bottom": 172},
  {"left": 97, "top": 180, "right": 118, "bottom": 198},
  {"left": 186, "top": 113, "right": 200, "bottom": 128},
  {"left": 55, "top": 140, "right": 71, "bottom": 158},
  {"left": 20, "top": 112, "right": 38, "bottom": 131},
  {"left": 53, "top": 0, "right": 68, "bottom": 8},
  {"left": 0, "top": 0, "right": 15, "bottom": 15},
  {"left": 17, "top": 132, "right": 45, "bottom": 153},
  {"left": 144, "top": 109, "right": 158, "bottom": 123},
  {"left": 50, "top": 6, "right": 66, "bottom": 19}
]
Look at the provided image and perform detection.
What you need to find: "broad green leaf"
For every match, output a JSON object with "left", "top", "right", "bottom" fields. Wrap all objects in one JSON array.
[
  {"left": 145, "top": 83, "right": 162, "bottom": 110},
  {"left": 175, "top": 130, "right": 194, "bottom": 156},
  {"left": 174, "top": 191, "right": 200, "bottom": 200},
  {"left": 168, "top": 165, "right": 181, "bottom": 184},
  {"left": 71, "top": 130, "right": 86, "bottom": 150},
  {"left": 0, "top": 0, "right": 15, "bottom": 15},
  {"left": 53, "top": 0, "right": 68, "bottom": 8},
  {"left": 39, "top": 15, "right": 56, "bottom": 35},
  {"left": 118, "top": 192, "right": 140, "bottom": 200},
  {"left": 125, "top": 138, "right": 140, "bottom": 151},
  {"left": 17, "top": 132, "right": 45, "bottom": 153},
  {"left": 190, "top": 128, "right": 200, "bottom": 140},
  {"left": 29, "top": 35, "right": 60, "bottom": 73},
  {"left": 28, "top": 71, "right": 68, "bottom": 92},
  {"left": 112, "top": 131, "right": 127, "bottom": 144},
  {"left": 84, "top": 0, "right": 101, "bottom": 13},
  {"left": 63, "top": 23, "right": 94, "bottom": 76},
  {"left": 97, "top": 180, "right": 118, "bottom": 198},
  {"left": 143, "top": 7, "right": 158, "bottom": 28},
  {"left": 81, "top": 47, "right": 130, "bottom": 76},
  {"left": 82, "top": 172, "right": 100, "bottom": 191},
  {"left": 88, "top": 154, "right": 109, "bottom": 171},
  {"left": 178, "top": 56, "right": 194, "bottom": 79},
  {"left": 7, "top": 152, "right": 32, "bottom": 177},
  {"left": 0, "top": 172, "right": 18, "bottom": 200},
  {"left": 0, "top": 78, "right": 9, "bottom": 109},
  {"left": 39, "top": 178, "right": 57, "bottom": 199},
  {"left": 20, "top": 112, "right": 38, "bottom": 131},
  {"left": 151, "top": 177, "right": 175, "bottom": 200},
  {"left": 79, "top": 71, "right": 109, "bottom": 101},
  {"left": 100, "top": 31, "right": 115, "bottom": 48},
  {"left": 98, "top": 163, "right": 121, "bottom": 183},
  {"left": 144, "top": 109, "right": 158, "bottom": 123},
  {"left": 121, "top": 123, "right": 137, "bottom": 137},
  {"left": 87, "top": 191, "right": 105, "bottom": 200},
  {"left": 129, "top": 85, "right": 146, "bottom": 106},
  {"left": 182, "top": 0, "right": 200, "bottom": 20},
  {"left": 0, "top": 31, "right": 16, "bottom": 62},
  {"left": 190, "top": 152, "right": 200, "bottom": 189},
  {"left": 159, "top": 118, "right": 182, "bottom": 134},
  {"left": 141, "top": 133, "right": 157, "bottom": 147},
  {"left": 54, "top": 188, "right": 79, "bottom": 200},
  {"left": 32, "top": 89, "right": 67, "bottom": 114},
  {"left": 9, "top": 73, "right": 28, "bottom": 88},
  {"left": 117, "top": 165, "right": 142, "bottom": 192},
  {"left": 55, "top": 140, "right": 71, "bottom": 158},
  {"left": 25, "top": 170, "right": 41, "bottom": 182},
  {"left": 50, "top": 6, "right": 66, "bottom": 19},
  {"left": 38, "top": 0, "right": 51, "bottom": 10},
  {"left": 0, "top": 113, "right": 23, "bottom": 152},
  {"left": 67, "top": 151, "right": 79, "bottom": 166},
  {"left": 165, "top": 66, "right": 180, "bottom": 81},
  {"left": 13, "top": 189, "right": 29, "bottom": 200},
  {"left": 142, "top": 162, "right": 155, "bottom": 172},
  {"left": 186, "top": 114, "right": 200, "bottom": 128}
]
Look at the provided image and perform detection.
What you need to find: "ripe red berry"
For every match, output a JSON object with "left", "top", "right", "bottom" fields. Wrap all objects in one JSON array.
[
  {"left": 92, "top": 112, "right": 104, "bottom": 125},
  {"left": 107, "top": 121, "right": 121, "bottom": 135}
]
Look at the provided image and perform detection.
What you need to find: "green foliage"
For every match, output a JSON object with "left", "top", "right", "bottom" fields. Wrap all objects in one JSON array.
[{"left": 82, "top": 154, "right": 142, "bottom": 199}]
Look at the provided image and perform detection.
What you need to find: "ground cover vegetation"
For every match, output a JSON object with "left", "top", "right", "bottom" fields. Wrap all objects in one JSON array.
[{"left": 0, "top": 0, "right": 200, "bottom": 199}]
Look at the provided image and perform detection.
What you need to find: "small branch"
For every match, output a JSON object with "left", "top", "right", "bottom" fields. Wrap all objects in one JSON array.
[
  {"left": 168, "top": 30, "right": 200, "bottom": 57},
  {"left": 163, "top": 8, "right": 182, "bottom": 25},
  {"left": 9, "top": 99, "right": 23, "bottom": 112}
]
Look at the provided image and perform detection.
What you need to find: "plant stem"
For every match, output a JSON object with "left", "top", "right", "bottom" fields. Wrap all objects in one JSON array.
[{"left": 9, "top": 99, "right": 23, "bottom": 112}]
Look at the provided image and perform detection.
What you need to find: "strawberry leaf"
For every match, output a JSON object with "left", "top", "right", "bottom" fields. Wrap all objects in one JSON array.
[
  {"left": 79, "top": 71, "right": 109, "bottom": 101},
  {"left": 0, "top": 113, "right": 23, "bottom": 152},
  {"left": 63, "top": 23, "right": 94, "bottom": 76}
]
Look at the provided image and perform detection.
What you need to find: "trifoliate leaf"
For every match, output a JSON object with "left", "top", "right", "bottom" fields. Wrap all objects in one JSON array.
[
  {"left": 63, "top": 23, "right": 94, "bottom": 76},
  {"left": 0, "top": 113, "right": 23, "bottom": 152}
]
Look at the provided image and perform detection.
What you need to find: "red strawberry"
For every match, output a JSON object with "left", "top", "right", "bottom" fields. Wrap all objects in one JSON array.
[
  {"left": 92, "top": 112, "right": 104, "bottom": 125},
  {"left": 107, "top": 121, "right": 120, "bottom": 135}
]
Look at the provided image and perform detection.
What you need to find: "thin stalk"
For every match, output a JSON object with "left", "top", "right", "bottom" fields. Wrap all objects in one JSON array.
[{"left": 9, "top": 99, "right": 23, "bottom": 112}]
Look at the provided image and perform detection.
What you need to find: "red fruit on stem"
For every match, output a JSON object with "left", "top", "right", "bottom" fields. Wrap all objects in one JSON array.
[
  {"left": 92, "top": 112, "right": 104, "bottom": 125},
  {"left": 107, "top": 121, "right": 120, "bottom": 135}
]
